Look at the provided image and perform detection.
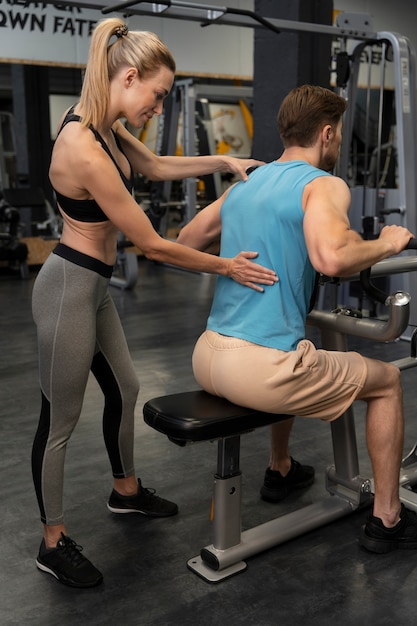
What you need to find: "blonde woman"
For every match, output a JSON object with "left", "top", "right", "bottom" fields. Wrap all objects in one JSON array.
[{"left": 32, "top": 17, "right": 277, "bottom": 588}]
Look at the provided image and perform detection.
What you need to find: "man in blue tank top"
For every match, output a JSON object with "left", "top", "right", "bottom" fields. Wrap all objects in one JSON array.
[{"left": 178, "top": 84, "right": 417, "bottom": 553}]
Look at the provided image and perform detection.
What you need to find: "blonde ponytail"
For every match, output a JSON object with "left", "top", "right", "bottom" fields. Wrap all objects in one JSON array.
[{"left": 78, "top": 17, "right": 176, "bottom": 129}]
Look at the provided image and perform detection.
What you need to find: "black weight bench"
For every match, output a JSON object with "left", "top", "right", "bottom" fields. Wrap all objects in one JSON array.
[
  {"left": 143, "top": 389, "right": 372, "bottom": 582},
  {"left": 143, "top": 390, "right": 291, "bottom": 444}
]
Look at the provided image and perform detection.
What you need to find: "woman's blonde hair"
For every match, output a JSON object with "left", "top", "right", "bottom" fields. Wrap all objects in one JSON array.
[{"left": 78, "top": 17, "right": 176, "bottom": 129}]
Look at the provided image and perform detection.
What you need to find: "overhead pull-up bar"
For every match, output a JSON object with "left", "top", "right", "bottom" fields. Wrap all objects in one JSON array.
[
  {"left": 98, "top": 0, "right": 376, "bottom": 40},
  {"left": 102, "top": 1, "right": 282, "bottom": 34}
]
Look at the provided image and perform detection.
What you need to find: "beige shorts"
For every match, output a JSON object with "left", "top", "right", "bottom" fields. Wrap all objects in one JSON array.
[{"left": 192, "top": 330, "right": 367, "bottom": 422}]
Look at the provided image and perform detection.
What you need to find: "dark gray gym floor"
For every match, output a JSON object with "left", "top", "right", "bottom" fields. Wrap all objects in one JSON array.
[{"left": 1, "top": 258, "right": 417, "bottom": 626}]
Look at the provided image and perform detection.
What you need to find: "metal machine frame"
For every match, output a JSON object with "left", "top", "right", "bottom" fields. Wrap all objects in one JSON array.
[
  {"left": 148, "top": 79, "right": 254, "bottom": 236},
  {"left": 337, "top": 30, "right": 417, "bottom": 329}
]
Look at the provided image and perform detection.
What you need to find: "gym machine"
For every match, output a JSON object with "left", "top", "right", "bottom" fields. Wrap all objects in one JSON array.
[
  {"left": 110, "top": 79, "right": 208, "bottom": 288},
  {"left": 144, "top": 241, "right": 417, "bottom": 582},
  {"left": 334, "top": 25, "right": 417, "bottom": 333},
  {"left": 146, "top": 79, "right": 253, "bottom": 236},
  {"left": 111, "top": 78, "right": 254, "bottom": 288}
]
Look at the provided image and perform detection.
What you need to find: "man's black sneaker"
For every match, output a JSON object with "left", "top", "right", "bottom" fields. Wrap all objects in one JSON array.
[
  {"left": 36, "top": 533, "right": 103, "bottom": 588},
  {"left": 107, "top": 478, "right": 178, "bottom": 517},
  {"left": 359, "top": 503, "right": 417, "bottom": 553},
  {"left": 260, "top": 458, "right": 315, "bottom": 502}
]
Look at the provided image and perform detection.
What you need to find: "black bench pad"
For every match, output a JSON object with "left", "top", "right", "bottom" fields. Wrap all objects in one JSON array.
[{"left": 143, "top": 390, "right": 292, "bottom": 443}]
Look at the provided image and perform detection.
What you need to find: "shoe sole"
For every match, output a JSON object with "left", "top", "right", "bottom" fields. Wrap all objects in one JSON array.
[
  {"left": 36, "top": 559, "right": 103, "bottom": 588},
  {"left": 359, "top": 529, "right": 417, "bottom": 554},
  {"left": 107, "top": 503, "right": 178, "bottom": 517}
]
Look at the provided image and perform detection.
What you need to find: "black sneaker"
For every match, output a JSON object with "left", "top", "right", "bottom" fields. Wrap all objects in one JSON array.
[
  {"left": 359, "top": 503, "right": 417, "bottom": 553},
  {"left": 260, "top": 458, "right": 315, "bottom": 502},
  {"left": 107, "top": 478, "right": 178, "bottom": 517},
  {"left": 36, "top": 533, "right": 103, "bottom": 588}
]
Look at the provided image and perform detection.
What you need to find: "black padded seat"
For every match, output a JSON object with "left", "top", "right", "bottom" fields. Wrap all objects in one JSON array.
[{"left": 143, "top": 390, "right": 292, "bottom": 444}]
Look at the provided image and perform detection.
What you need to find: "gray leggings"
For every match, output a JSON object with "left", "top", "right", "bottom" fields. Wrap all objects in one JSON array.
[{"left": 31, "top": 244, "right": 139, "bottom": 525}]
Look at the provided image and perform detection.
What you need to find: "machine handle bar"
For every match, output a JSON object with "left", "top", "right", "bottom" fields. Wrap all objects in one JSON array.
[{"left": 360, "top": 238, "right": 417, "bottom": 305}]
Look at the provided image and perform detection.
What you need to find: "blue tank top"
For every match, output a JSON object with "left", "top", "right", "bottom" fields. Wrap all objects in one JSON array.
[{"left": 207, "top": 161, "right": 331, "bottom": 351}]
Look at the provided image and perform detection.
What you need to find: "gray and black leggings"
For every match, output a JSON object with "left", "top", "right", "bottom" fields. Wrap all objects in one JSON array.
[{"left": 31, "top": 243, "right": 139, "bottom": 525}]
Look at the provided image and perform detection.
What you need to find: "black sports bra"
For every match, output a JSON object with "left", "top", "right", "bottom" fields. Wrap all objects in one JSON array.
[{"left": 53, "top": 106, "right": 134, "bottom": 223}]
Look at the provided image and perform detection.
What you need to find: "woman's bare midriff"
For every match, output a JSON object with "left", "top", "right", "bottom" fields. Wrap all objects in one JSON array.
[{"left": 59, "top": 211, "right": 119, "bottom": 265}]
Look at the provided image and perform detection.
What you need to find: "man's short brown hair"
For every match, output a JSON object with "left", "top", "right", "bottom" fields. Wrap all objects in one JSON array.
[{"left": 277, "top": 84, "right": 347, "bottom": 148}]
